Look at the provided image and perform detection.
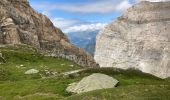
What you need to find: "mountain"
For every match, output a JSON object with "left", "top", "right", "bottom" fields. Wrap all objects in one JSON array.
[
  {"left": 94, "top": 1, "right": 170, "bottom": 78},
  {"left": 0, "top": 0, "right": 98, "bottom": 67},
  {"left": 66, "top": 30, "right": 98, "bottom": 55},
  {"left": 85, "top": 39, "right": 96, "bottom": 56}
]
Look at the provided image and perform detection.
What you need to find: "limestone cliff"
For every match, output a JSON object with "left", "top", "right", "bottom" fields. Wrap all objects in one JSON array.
[
  {"left": 95, "top": 1, "right": 170, "bottom": 78},
  {"left": 0, "top": 0, "right": 98, "bottom": 67}
]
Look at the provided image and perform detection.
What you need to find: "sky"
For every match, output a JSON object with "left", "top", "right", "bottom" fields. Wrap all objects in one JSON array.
[{"left": 29, "top": 0, "right": 170, "bottom": 33}]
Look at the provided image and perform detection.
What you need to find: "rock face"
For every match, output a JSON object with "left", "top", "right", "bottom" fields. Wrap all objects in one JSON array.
[
  {"left": 66, "top": 73, "right": 119, "bottom": 94},
  {"left": 0, "top": 0, "right": 98, "bottom": 67},
  {"left": 95, "top": 1, "right": 170, "bottom": 78}
]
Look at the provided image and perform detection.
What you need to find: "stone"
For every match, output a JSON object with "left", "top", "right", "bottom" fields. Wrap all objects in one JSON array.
[
  {"left": 94, "top": 1, "right": 170, "bottom": 78},
  {"left": 20, "top": 64, "right": 24, "bottom": 67},
  {"left": 25, "top": 69, "right": 39, "bottom": 74},
  {"left": 0, "top": 0, "right": 98, "bottom": 67},
  {"left": 0, "top": 52, "right": 6, "bottom": 63},
  {"left": 66, "top": 73, "right": 119, "bottom": 94}
]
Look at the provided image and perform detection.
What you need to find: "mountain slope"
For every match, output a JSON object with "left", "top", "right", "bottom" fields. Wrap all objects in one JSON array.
[
  {"left": 0, "top": 0, "right": 98, "bottom": 67},
  {"left": 0, "top": 46, "right": 169, "bottom": 100},
  {"left": 0, "top": 47, "right": 169, "bottom": 100}
]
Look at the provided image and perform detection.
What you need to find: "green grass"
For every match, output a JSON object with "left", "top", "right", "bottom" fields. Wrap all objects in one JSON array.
[
  {"left": 0, "top": 45, "right": 170, "bottom": 100},
  {"left": 0, "top": 46, "right": 82, "bottom": 99},
  {"left": 66, "top": 68, "right": 170, "bottom": 100},
  {"left": 0, "top": 46, "right": 81, "bottom": 81},
  {"left": 66, "top": 85, "right": 170, "bottom": 100}
]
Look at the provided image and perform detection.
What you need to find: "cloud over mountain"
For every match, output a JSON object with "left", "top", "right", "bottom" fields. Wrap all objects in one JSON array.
[{"left": 32, "top": 0, "right": 132, "bottom": 14}]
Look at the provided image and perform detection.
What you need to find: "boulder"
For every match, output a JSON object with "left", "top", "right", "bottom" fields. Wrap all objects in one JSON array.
[{"left": 66, "top": 73, "right": 119, "bottom": 94}]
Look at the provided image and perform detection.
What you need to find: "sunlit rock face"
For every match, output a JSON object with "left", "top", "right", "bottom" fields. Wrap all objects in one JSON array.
[
  {"left": 0, "top": 0, "right": 98, "bottom": 67},
  {"left": 95, "top": 1, "right": 170, "bottom": 78}
]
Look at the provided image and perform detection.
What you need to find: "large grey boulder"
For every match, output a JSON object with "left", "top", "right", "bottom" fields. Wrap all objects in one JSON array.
[
  {"left": 94, "top": 1, "right": 170, "bottom": 79},
  {"left": 66, "top": 73, "right": 119, "bottom": 94}
]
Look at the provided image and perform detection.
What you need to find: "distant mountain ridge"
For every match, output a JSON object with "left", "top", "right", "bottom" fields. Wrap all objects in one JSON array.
[{"left": 67, "top": 30, "right": 98, "bottom": 55}]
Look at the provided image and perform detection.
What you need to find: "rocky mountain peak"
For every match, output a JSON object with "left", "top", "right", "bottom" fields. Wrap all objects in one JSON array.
[
  {"left": 95, "top": 1, "right": 170, "bottom": 78},
  {"left": 0, "top": 0, "right": 98, "bottom": 67}
]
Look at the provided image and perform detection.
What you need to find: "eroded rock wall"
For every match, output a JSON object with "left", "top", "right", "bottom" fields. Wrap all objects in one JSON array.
[
  {"left": 0, "top": 0, "right": 98, "bottom": 67},
  {"left": 95, "top": 1, "right": 170, "bottom": 78}
]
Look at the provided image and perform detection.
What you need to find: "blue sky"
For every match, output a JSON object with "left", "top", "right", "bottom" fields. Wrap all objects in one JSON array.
[{"left": 28, "top": 0, "right": 163, "bottom": 33}]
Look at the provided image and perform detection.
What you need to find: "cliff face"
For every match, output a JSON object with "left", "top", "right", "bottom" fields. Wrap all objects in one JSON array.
[
  {"left": 94, "top": 1, "right": 170, "bottom": 78},
  {"left": 0, "top": 0, "right": 98, "bottom": 67}
]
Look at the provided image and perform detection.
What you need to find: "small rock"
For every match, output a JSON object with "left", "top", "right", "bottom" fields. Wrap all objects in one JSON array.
[
  {"left": 69, "top": 65, "right": 74, "bottom": 67},
  {"left": 20, "top": 65, "right": 24, "bottom": 67},
  {"left": 52, "top": 72, "right": 58, "bottom": 75},
  {"left": 16, "top": 66, "right": 20, "bottom": 69},
  {"left": 145, "top": 89, "right": 149, "bottom": 92},
  {"left": 25, "top": 69, "right": 39, "bottom": 74},
  {"left": 44, "top": 70, "right": 48, "bottom": 72}
]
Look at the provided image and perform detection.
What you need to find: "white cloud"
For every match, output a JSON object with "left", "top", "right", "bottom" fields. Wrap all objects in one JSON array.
[
  {"left": 116, "top": 0, "right": 132, "bottom": 11},
  {"left": 64, "top": 23, "right": 106, "bottom": 33},
  {"left": 136, "top": 0, "right": 170, "bottom": 2},
  {"left": 50, "top": 17, "right": 106, "bottom": 33},
  {"left": 32, "top": 0, "right": 132, "bottom": 14},
  {"left": 52, "top": 18, "right": 80, "bottom": 29}
]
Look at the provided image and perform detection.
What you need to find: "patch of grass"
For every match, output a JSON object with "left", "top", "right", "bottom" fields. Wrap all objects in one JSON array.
[
  {"left": 0, "top": 46, "right": 81, "bottom": 81},
  {"left": 0, "top": 46, "right": 83, "bottom": 100},
  {"left": 66, "top": 68, "right": 170, "bottom": 100},
  {"left": 0, "top": 78, "right": 82, "bottom": 100},
  {"left": 66, "top": 85, "right": 170, "bottom": 100}
]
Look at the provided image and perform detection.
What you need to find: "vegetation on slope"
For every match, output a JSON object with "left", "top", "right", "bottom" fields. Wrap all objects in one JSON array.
[
  {"left": 66, "top": 68, "right": 170, "bottom": 100},
  {"left": 0, "top": 45, "right": 169, "bottom": 100},
  {"left": 0, "top": 45, "right": 82, "bottom": 100}
]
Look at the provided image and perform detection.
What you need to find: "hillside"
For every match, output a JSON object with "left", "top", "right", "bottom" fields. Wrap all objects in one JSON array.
[
  {"left": 0, "top": 0, "right": 170, "bottom": 100},
  {"left": 0, "top": 46, "right": 169, "bottom": 99},
  {"left": 0, "top": 45, "right": 81, "bottom": 99}
]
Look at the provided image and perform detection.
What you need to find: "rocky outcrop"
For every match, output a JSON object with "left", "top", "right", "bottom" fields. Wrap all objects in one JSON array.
[
  {"left": 66, "top": 73, "right": 119, "bottom": 94},
  {"left": 0, "top": 0, "right": 98, "bottom": 67},
  {"left": 95, "top": 1, "right": 170, "bottom": 78}
]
